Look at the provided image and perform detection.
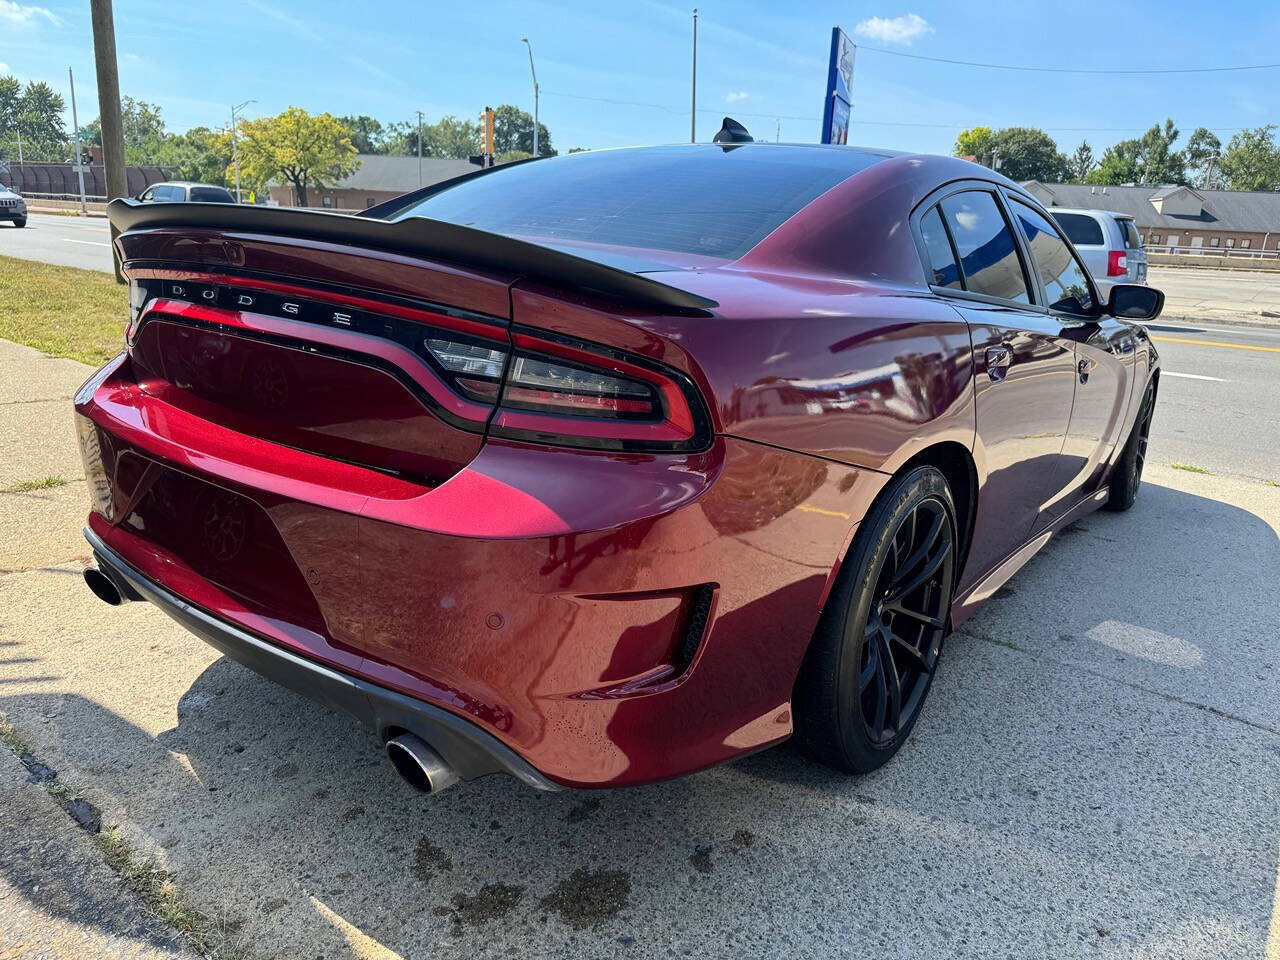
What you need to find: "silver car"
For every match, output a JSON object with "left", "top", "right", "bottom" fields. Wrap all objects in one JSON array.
[
  {"left": 1047, "top": 208, "right": 1147, "bottom": 297},
  {"left": 0, "top": 185, "right": 27, "bottom": 227}
]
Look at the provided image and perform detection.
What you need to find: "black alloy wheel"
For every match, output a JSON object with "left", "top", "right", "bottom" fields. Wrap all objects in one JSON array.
[{"left": 796, "top": 465, "right": 957, "bottom": 774}]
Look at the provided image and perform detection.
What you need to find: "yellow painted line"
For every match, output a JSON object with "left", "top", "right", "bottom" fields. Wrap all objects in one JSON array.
[
  {"left": 796, "top": 502, "right": 852, "bottom": 520},
  {"left": 1152, "top": 335, "right": 1280, "bottom": 354}
]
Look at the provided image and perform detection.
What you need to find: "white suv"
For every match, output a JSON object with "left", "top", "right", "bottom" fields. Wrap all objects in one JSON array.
[{"left": 1048, "top": 208, "right": 1147, "bottom": 297}]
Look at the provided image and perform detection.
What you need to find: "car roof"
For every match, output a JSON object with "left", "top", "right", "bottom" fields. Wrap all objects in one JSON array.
[
  {"left": 151, "top": 181, "right": 231, "bottom": 189},
  {"left": 1048, "top": 207, "right": 1132, "bottom": 220}
]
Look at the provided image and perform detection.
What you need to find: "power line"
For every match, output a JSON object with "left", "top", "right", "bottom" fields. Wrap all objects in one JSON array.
[
  {"left": 541, "top": 91, "right": 1252, "bottom": 134},
  {"left": 858, "top": 45, "right": 1280, "bottom": 75}
]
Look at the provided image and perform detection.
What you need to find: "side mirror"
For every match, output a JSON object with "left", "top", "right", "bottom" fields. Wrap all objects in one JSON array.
[{"left": 1107, "top": 284, "right": 1163, "bottom": 321}]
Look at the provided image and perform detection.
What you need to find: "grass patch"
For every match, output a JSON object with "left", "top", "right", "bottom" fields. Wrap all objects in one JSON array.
[
  {"left": 6, "top": 474, "right": 66, "bottom": 493},
  {"left": 96, "top": 827, "right": 245, "bottom": 957},
  {"left": 0, "top": 714, "right": 30, "bottom": 756},
  {"left": 1170, "top": 462, "right": 1212, "bottom": 475},
  {"left": 0, "top": 254, "right": 126, "bottom": 365}
]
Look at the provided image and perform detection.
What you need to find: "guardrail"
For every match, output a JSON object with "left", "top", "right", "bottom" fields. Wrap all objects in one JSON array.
[
  {"left": 1146, "top": 244, "right": 1280, "bottom": 261},
  {"left": 13, "top": 191, "right": 110, "bottom": 202}
]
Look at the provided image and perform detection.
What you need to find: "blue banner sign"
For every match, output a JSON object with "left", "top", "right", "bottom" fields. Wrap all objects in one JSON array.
[{"left": 821, "top": 27, "right": 855, "bottom": 144}]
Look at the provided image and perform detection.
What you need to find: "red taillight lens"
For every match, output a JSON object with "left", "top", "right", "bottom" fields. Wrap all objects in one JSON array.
[
  {"left": 490, "top": 331, "right": 710, "bottom": 452},
  {"left": 1107, "top": 250, "right": 1128, "bottom": 276}
]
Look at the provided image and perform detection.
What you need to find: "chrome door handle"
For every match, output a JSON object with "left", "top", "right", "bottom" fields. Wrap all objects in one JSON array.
[{"left": 985, "top": 345, "right": 1012, "bottom": 382}]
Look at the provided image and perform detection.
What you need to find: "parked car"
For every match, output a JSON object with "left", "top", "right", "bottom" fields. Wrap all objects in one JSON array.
[
  {"left": 136, "top": 181, "right": 235, "bottom": 203},
  {"left": 1048, "top": 207, "right": 1148, "bottom": 295},
  {"left": 0, "top": 185, "right": 27, "bottom": 227},
  {"left": 75, "top": 141, "right": 1163, "bottom": 795}
]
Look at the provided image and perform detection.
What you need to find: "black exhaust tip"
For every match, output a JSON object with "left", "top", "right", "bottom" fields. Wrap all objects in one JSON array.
[{"left": 83, "top": 567, "right": 123, "bottom": 606}]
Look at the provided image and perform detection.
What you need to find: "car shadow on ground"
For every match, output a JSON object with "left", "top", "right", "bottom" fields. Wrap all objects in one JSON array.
[{"left": 2, "top": 479, "right": 1278, "bottom": 958}]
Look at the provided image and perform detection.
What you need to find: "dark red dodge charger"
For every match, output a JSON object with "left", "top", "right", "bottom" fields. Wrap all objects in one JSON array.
[{"left": 75, "top": 141, "right": 1162, "bottom": 793}]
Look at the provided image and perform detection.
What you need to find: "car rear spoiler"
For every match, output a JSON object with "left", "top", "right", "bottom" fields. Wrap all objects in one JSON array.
[{"left": 106, "top": 199, "right": 719, "bottom": 312}]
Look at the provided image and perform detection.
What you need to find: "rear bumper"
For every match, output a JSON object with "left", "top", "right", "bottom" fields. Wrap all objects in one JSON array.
[
  {"left": 76, "top": 353, "right": 884, "bottom": 787},
  {"left": 85, "top": 524, "right": 560, "bottom": 791}
]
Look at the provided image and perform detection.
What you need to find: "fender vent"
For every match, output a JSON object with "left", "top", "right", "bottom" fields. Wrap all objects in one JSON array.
[{"left": 674, "top": 584, "right": 716, "bottom": 673}]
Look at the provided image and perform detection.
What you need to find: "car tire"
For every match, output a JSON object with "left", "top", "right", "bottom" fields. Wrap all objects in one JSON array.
[
  {"left": 1104, "top": 382, "right": 1155, "bottom": 513},
  {"left": 12, "top": 218, "right": 25, "bottom": 228},
  {"left": 794, "top": 465, "right": 956, "bottom": 774}
]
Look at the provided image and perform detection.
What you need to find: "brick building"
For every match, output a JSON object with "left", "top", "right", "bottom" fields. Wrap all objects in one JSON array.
[{"left": 1022, "top": 181, "right": 1280, "bottom": 253}]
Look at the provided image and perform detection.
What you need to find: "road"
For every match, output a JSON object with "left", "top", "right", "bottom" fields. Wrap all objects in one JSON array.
[
  {"left": 1142, "top": 318, "right": 1280, "bottom": 482},
  {"left": 0, "top": 213, "right": 115, "bottom": 272},
  {"left": 1, "top": 333, "right": 1277, "bottom": 958}
]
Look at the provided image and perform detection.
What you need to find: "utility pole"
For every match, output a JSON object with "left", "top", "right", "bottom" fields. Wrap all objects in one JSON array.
[
  {"left": 522, "top": 38, "right": 539, "bottom": 157},
  {"left": 15, "top": 126, "right": 22, "bottom": 166},
  {"left": 90, "top": 0, "right": 127, "bottom": 281},
  {"left": 416, "top": 110, "right": 424, "bottom": 185},
  {"left": 230, "top": 99, "right": 255, "bottom": 203},
  {"left": 69, "top": 67, "right": 87, "bottom": 215},
  {"left": 690, "top": 8, "right": 698, "bottom": 143}
]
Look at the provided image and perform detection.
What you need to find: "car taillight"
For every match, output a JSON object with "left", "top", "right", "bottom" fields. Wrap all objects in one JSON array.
[
  {"left": 1107, "top": 250, "right": 1128, "bottom": 276},
  {"left": 479, "top": 330, "right": 710, "bottom": 452}
]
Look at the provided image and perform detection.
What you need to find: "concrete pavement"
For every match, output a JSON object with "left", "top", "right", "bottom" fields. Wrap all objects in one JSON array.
[
  {"left": 1150, "top": 265, "right": 1280, "bottom": 326},
  {"left": 1, "top": 337, "right": 1278, "bottom": 959}
]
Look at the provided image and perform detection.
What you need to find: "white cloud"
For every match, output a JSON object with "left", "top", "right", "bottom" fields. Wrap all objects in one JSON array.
[
  {"left": 725, "top": 91, "right": 749, "bottom": 104},
  {"left": 0, "top": 0, "right": 61, "bottom": 26},
  {"left": 0, "top": 63, "right": 10, "bottom": 75},
  {"left": 854, "top": 13, "right": 933, "bottom": 46}
]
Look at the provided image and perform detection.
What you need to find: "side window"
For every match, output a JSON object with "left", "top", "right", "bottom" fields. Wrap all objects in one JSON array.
[
  {"left": 1010, "top": 199, "right": 1095, "bottom": 315},
  {"left": 919, "top": 206, "right": 961, "bottom": 289},
  {"left": 939, "top": 191, "right": 1029, "bottom": 304}
]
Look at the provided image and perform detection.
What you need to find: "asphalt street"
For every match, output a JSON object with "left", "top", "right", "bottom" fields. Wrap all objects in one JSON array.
[{"left": 0, "top": 213, "right": 114, "bottom": 272}]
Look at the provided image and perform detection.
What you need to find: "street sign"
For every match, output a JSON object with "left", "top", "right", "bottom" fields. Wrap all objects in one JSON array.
[{"left": 821, "top": 27, "right": 855, "bottom": 145}]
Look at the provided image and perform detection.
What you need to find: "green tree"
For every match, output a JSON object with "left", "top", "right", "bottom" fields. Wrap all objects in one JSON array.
[
  {"left": 954, "top": 126, "right": 995, "bottom": 166},
  {"left": 1087, "top": 119, "right": 1186, "bottom": 186},
  {"left": 3, "top": 80, "right": 68, "bottom": 161},
  {"left": 1065, "top": 141, "right": 1095, "bottom": 182},
  {"left": 956, "top": 126, "right": 1065, "bottom": 181},
  {"left": 990, "top": 127, "right": 1066, "bottom": 182},
  {"left": 492, "top": 104, "right": 554, "bottom": 157},
  {"left": 1184, "top": 127, "right": 1222, "bottom": 187},
  {"left": 384, "top": 115, "right": 480, "bottom": 159},
  {"left": 1136, "top": 118, "right": 1185, "bottom": 184},
  {"left": 233, "top": 107, "right": 359, "bottom": 207},
  {"left": 1218, "top": 125, "right": 1280, "bottom": 192},
  {"left": 0, "top": 74, "right": 20, "bottom": 156},
  {"left": 1086, "top": 139, "right": 1141, "bottom": 185},
  {"left": 80, "top": 97, "right": 170, "bottom": 165},
  {"left": 153, "top": 126, "right": 232, "bottom": 185},
  {"left": 337, "top": 115, "right": 386, "bottom": 154}
]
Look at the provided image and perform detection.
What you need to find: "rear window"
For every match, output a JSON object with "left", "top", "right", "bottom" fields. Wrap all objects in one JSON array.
[
  {"left": 1052, "top": 212, "right": 1105, "bottom": 247},
  {"left": 391, "top": 145, "right": 892, "bottom": 259},
  {"left": 190, "top": 186, "right": 233, "bottom": 203},
  {"left": 1116, "top": 218, "right": 1142, "bottom": 249}
]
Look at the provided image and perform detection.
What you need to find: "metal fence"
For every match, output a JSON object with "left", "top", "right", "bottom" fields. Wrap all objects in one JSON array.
[{"left": 1146, "top": 244, "right": 1280, "bottom": 261}]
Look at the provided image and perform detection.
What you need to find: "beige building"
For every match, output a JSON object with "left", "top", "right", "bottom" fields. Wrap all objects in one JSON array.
[
  {"left": 268, "top": 155, "right": 478, "bottom": 211},
  {"left": 1022, "top": 181, "right": 1280, "bottom": 253}
]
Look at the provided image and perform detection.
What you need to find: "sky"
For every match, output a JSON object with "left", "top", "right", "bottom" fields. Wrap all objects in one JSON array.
[{"left": 3, "top": 0, "right": 1280, "bottom": 157}]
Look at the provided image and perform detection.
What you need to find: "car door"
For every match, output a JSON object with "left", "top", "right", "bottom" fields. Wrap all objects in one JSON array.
[
  {"left": 1006, "top": 196, "right": 1135, "bottom": 528},
  {"left": 918, "top": 187, "right": 1078, "bottom": 590}
]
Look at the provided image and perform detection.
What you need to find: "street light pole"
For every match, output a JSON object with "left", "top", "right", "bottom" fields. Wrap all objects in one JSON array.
[
  {"left": 69, "top": 67, "right": 87, "bottom": 215},
  {"left": 521, "top": 38, "right": 539, "bottom": 157},
  {"left": 690, "top": 8, "right": 697, "bottom": 143},
  {"left": 416, "top": 110, "right": 424, "bottom": 185},
  {"left": 230, "top": 99, "right": 256, "bottom": 203}
]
